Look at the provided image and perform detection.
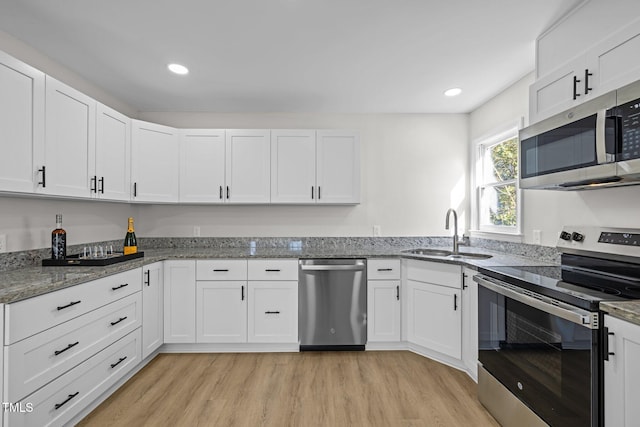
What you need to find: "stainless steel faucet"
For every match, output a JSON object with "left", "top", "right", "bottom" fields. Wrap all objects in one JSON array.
[{"left": 445, "top": 208, "right": 459, "bottom": 254}]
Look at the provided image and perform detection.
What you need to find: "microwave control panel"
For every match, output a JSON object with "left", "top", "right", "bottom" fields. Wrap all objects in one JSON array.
[{"left": 620, "top": 99, "right": 640, "bottom": 160}]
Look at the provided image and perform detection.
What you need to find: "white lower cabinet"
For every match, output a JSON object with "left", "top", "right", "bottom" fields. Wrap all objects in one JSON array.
[
  {"left": 604, "top": 314, "right": 640, "bottom": 427},
  {"left": 163, "top": 260, "right": 196, "bottom": 343},
  {"left": 367, "top": 259, "right": 401, "bottom": 343},
  {"left": 461, "top": 267, "right": 478, "bottom": 379},
  {"left": 404, "top": 259, "right": 462, "bottom": 360},
  {"left": 248, "top": 282, "right": 297, "bottom": 343},
  {"left": 196, "top": 281, "right": 247, "bottom": 343},
  {"left": 142, "top": 262, "right": 164, "bottom": 359},
  {"left": 8, "top": 329, "right": 141, "bottom": 427}
]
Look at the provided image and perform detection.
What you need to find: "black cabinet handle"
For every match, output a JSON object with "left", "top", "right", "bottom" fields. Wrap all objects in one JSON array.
[
  {"left": 396, "top": 285, "right": 400, "bottom": 301},
  {"left": 318, "top": 186, "right": 321, "bottom": 199},
  {"left": 462, "top": 272, "right": 468, "bottom": 290},
  {"left": 265, "top": 269, "right": 281, "bottom": 272},
  {"left": 38, "top": 165, "right": 46, "bottom": 188},
  {"left": 219, "top": 185, "right": 223, "bottom": 200},
  {"left": 241, "top": 285, "right": 245, "bottom": 301},
  {"left": 311, "top": 186, "right": 314, "bottom": 199},
  {"left": 377, "top": 268, "right": 393, "bottom": 272},
  {"left": 54, "top": 341, "right": 79, "bottom": 356},
  {"left": 57, "top": 300, "right": 81, "bottom": 311},
  {"left": 604, "top": 328, "right": 614, "bottom": 360},
  {"left": 265, "top": 311, "right": 280, "bottom": 314},
  {"left": 573, "top": 75, "right": 581, "bottom": 100},
  {"left": 144, "top": 270, "right": 150, "bottom": 286},
  {"left": 226, "top": 186, "right": 230, "bottom": 199},
  {"left": 99, "top": 177, "right": 105, "bottom": 194},
  {"left": 454, "top": 294, "right": 458, "bottom": 311},
  {"left": 90, "top": 175, "right": 97, "bottom": 193},
  {"left": 110, "top": 316, "right": 128, "bottom": 326},
  {"left": 585, "top": 69, "right": 593, "bottom": 95},
  {"left": 133, "top": 182, "right": 137, "bottom": 197},
  {"left": 110, "top": 356, "right": 127, "bottom": 369},
  {"left": 112, "top": 283, "right": 129, "bottom": 291},
  {"left": 213, "top": 269, "right": 229, "bottom": 272},
  {"left": 54, "top": 392, "right": 79, "bottom": 410}
]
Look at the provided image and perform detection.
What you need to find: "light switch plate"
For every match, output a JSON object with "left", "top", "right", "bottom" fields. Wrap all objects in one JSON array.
[{"left": 373, "top": 225, "right": 381, "bottom": 237}]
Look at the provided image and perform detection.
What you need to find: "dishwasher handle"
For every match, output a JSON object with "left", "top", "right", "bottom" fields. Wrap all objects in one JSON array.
[{"left": 300, "top": 264, "right": 365, "bottom": 271}]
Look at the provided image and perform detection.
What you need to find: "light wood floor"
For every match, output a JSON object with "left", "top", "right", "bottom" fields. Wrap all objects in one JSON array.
[{"left": 77, "top": 351, "right": 499, "bottom": 427}]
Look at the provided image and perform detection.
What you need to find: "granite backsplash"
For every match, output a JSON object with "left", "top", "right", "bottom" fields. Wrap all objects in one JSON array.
[{"left": 0, "top": 236, "right": 561, "bottom": 273}]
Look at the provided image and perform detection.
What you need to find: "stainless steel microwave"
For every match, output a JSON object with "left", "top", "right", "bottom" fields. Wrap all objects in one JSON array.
[{"left": 519, "top": 79, "right": 640, "bottom": 190}]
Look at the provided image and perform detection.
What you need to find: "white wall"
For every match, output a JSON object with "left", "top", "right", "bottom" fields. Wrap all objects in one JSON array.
[{"left": 469, "top": 73, "right": 640, "bottom": 247}]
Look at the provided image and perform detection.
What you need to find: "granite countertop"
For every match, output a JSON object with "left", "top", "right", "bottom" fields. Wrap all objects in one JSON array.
[
  {"left": 0, "top": 245, "right": 554, "bottom": 305},
  {"left": 600, "top": 301, "right": 640, "bottom": 327}
]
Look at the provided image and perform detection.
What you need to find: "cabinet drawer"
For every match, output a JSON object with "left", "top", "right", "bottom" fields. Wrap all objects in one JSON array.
[
  {"left": 196, "top": 259, "right": 247, "bottom": 281},
  {"left": 6, "top": 292, "right": 141, "bottom": 402},
  {"left": 5, "top": 268, "right": 142, "bottom": 345},
  {"left": 367, "top": 259, "right": 401, "bottom": 280},
  {"left": 248, "top": 259, "right": 298, "bottom": 281},
  {"left": 404, "top": 259, "right": 461, "bottom": 288},
  {"left": 8, "top": 328, "right": 141, "bottom": 427},
  {"left": 248, "top": 281, "right": 298, "bottom": 343}
]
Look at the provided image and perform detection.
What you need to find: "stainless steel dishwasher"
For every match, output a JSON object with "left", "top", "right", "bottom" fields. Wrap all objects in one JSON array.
[{"left": 298, "top": 259, "right": 367, "bottom": 351}]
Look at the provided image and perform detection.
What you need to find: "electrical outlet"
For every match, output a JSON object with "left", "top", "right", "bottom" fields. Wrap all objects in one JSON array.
[
  {"left": 373, "top": 225, "right": 382, "bottom": 237},
  {"left": 533, "top": 230, "right": 541, "bottom": 245},
  {"left": 193, "top": 226, "right": 201, "bottom": 237},
  {"left": 0, "top": 234, "right": 6, "bottom": 253}
]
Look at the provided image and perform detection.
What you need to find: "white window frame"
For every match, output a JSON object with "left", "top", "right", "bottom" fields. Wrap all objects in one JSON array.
[{"left": 471, "top": 123, "right": 523, "bottom": 239}]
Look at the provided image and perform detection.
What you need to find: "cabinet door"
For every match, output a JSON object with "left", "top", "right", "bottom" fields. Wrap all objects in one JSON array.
[
  {"left": 163, "top": 260, "right": 195, "bottom": 343},
  {"left": 196, "top": 281, "right": 247, "bottom": 343},
  {"left": 248, "top": 281, "right": 298, "bottom": 343},
  {"left": 95, "top": 103, "right": 131, "bottom": 201},
  {"left": 406, "top": 279, "right": 461, "bottom": 359},
  {"left": 367, "top": 280, "right": 401, "bottom": 343},
  {"left": 0, "top": 52, "right": 45, "bottom": 194},
  {"left": 270, "top": 130, "right": 316, "bottom": 204},
  {"left": 131, "top": 120, "right": 179, "bottom": 202},
  {"left": 316, "top": 131, "right": 360, "bottom": 204},
  {"left": 180, "top": 129, "right": 226, "bottom": 203},
  {"left": 225, "top": 129, "right": 271, "bottom": 203},
  {"left": 142, "top": 262, "right": 164, "bottom": 358},
  {"left": 586, "top": 17, "right": 640, "bottom": 96},
  {"left": 461, "top": 267, "right": 478, "bottom": 379},
  {"left": 529, "top": 56, "right": 587, "bottom": 124},
  {"left": 44, "top": 76, "right": 96, "bottom": 197},
  {"left": 604, "top": 315, "right": 640, "bottom": 427}
]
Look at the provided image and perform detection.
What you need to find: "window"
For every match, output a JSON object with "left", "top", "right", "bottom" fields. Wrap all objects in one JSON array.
[{"left": 475, "top": 129, "right": 521, "bottom": 235}]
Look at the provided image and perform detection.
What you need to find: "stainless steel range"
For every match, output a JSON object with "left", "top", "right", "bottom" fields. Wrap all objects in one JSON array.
[{"left": 474, "top": 226, "right": 640, "bottom": 427}]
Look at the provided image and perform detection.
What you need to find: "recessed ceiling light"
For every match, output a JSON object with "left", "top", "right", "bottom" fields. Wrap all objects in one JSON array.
[
  {"left": 444, "top": 87, "right": 462, "bottom": 97},
  {"left": 168, "top": 63, "right": 189, "bottom": 75}
]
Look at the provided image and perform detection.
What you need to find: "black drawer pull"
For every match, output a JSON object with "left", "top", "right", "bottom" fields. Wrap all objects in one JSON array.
[
  {"left": 110, "top": 316, "right": 128, "bottom": 326},
  {"left": 54, "top": 392, "right": 79, "bottom": 410},
  {"left": 54, "top": 341, "right": 79, "bottom": 356},
  {"left": 265, "top": 269, "right": 281, "bottom": 272},
  {"left": 265, "top": 311, "right": 280, "bottom": 314},
  {"left": 57, "top": 300, "right": 81, "bottom": 311},
  {"left": 38, "top": 165, "right": 46, "bottom": 188},
  {"left": 213, "top": 269, "right": 229, "bottom": 272},
  {"left": 112, "top": 283, "right": 129, "bottom": 291},
  {"left": 377, "top": 268, "right": 393, "bottom": 272},
  {"left": 99, "top": 177, "right": 104, "bottom": 194},
  {"left": 110, "top": 356, "right": 128, "bottom": 369}
]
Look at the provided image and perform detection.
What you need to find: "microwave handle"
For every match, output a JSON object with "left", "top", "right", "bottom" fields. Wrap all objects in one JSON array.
[{"left": 596, "top": 109, "right": 618, "bottom": 163}]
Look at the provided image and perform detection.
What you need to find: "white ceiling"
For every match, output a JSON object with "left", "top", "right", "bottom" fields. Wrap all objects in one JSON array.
[{"left": 0, "top": 0, "right": 581, "bottom": 114}]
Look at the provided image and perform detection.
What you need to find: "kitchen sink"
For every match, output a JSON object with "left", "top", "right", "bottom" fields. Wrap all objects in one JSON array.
[{"left": 402, "top": 248, "right": 493, "bottom": 260}]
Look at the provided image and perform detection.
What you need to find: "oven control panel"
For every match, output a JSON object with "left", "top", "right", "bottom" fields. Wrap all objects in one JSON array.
[
  {"left": 598, "top": 232, "right": 640, "bottom": 246},
  {"left": 558, "top": 226, "right": 640, "bottom": 259}
]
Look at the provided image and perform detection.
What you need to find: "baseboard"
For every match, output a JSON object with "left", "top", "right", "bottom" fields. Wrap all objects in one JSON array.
[{"left": 160, "top": 342, "right": 299, "bottom": 353}]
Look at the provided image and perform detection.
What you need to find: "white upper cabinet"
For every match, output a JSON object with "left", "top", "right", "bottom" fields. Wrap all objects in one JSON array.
[
  {"left": 316, "top": 131, "right": 360, "bottom": 204},
  {"left": 531, "top": 15, "right": 640, "bottom": 123},
  {"left": 179, "top": 129, "right": 226, "bottom": 203},
  {"left": 131, "top": 120, "right": 179, "bottom": 203},
  {"left": 270, "top": 130, "right": 317, "bottom": 203},
  {"left": 44, "top": 76, "right": 96, "bottom": 198},
  {"left": 225, "top": 129, "right": 271, "bottom": 203},
  {"left": 0, "top": 51, "right": 45, "bottom": 194},
  {"left": 95, "top": 104, "right": 131, "bottom": 201}
]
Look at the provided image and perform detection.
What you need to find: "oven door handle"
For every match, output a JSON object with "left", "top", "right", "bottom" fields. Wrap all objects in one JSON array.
[{"left": 474, "top": 274, "right": 598, "bottom": 329}]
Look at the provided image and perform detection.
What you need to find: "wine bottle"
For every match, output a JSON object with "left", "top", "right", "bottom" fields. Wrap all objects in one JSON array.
[
  {"left": 51, "top": 214, "right": 66, "bottom": 259},
  {"left": 123, "top": 217, "right": 137, "bottom": 255}
]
